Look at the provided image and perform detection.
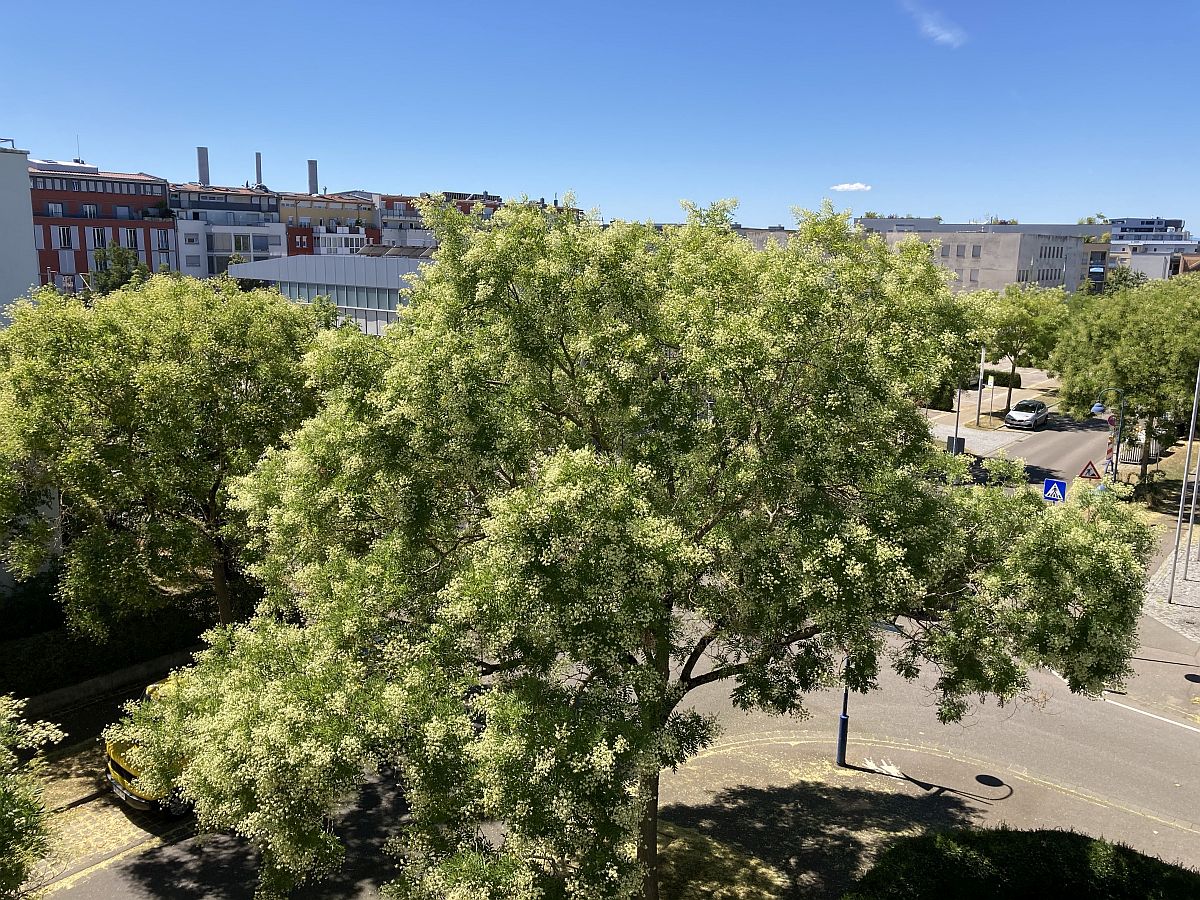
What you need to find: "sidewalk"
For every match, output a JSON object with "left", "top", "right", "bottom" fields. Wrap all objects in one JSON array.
[{"left": 1144, "top": 554, "right": 1200, "bottom": 645}]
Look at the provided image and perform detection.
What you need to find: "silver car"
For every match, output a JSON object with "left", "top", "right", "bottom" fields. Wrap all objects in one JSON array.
[{"left": 1004, "top": 399, "right": 1049, "bottom": 429}]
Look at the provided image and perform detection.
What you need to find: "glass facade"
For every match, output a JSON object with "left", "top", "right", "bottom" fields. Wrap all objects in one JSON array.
[{"left": 274, "top": 281, "right": 402, "bottom": 337}]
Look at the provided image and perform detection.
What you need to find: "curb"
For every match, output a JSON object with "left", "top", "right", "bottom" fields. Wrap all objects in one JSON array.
[{"left": 24, "top": 647, "right": 200, "bottom": 717}]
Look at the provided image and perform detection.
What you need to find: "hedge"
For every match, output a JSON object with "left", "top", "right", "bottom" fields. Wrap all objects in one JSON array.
[
  {"left": 0, "top": 610, "right": 206, "bottom": 699},
  {"left": 844, "top": 826, "right": 1200, "bottom": 900},
  {"left": 972, "top": 368, "right": 1022, "bottom": 389}
]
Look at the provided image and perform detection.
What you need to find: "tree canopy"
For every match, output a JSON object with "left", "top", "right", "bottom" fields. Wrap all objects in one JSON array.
[
  {"left": 114, "top": 202, "right": 1153, "bottom": 900},
  {"left": 1, "top": 695, "right": 62, "bottom": 896},
  {"left": 88, "top": 244, "right": 150, "bottom": 296},
  {"left": 0, "top": 275, "right": 331, "bottom": 631},
  {"left": 1053, "top": 273, "right": 1200, "bottom": 482},
  {"left": 975, "top": 284, "right": 1070, "bottom": 411}
]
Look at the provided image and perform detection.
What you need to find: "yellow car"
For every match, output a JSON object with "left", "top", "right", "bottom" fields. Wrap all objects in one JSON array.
[{"left": 104, "top": 681, "right": 188, "bottom": 815}]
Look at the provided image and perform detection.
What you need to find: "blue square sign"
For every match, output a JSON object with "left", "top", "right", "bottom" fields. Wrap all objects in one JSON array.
[{"left": 1043, "top": 478, "right": 1067, "bottom": 503}]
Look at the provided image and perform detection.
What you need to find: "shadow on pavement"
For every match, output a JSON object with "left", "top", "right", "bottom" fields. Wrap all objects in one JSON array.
[
  {"left": 122, "top": 778, "right": 407, "bottom": 899},
  {"left": 660, "top": 777, "right": 978, "bottom": 899}
]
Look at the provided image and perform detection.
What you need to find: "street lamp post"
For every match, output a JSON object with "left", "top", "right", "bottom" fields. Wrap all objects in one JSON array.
[
  {"left": 836, "top": 657, "right": 850, "bottom": 767},
  {"left": 1091, "top": 388, "right": 1126, "bottom": 479}
]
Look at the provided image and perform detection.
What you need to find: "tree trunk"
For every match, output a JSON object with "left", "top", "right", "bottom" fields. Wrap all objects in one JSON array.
[
  {"left": 1005, "top": 358, "right": 1016, "bottom": 412},
  {"left": 212, "top": 548, "right": 233, "bottom": 625},
  {"left": 637, "top": 768, "right": 660, "bottom": 900},
  {"left": 1138, "top": 416, "right": 1153, "bottom": 487}
]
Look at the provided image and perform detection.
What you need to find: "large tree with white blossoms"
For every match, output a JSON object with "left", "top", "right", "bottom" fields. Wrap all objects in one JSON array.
[{"left": 113, "top": 201, "right": 1152, "bottom": 899}]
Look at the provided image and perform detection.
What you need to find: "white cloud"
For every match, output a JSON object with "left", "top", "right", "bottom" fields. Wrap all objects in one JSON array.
[
  {"left": 900, "top": 0, "right": 966, "bottom": 48},
  {"left": 829, "top": 182, "right": 872, "bottom": 192}
]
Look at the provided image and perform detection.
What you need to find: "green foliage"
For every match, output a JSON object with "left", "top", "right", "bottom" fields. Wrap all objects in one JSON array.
[
  {"left": 0, "top": 275, "right": 326, "bottom": 632},
  {"left": 844, "top": 826, "right": 1200, "bottom": 899},
  {"left": 1102, "top": 266, "right": 1149, "bottom": 295},
  {"left": 1, "top": 695, "right": 63, "bottom": 896},
  {"left": 115, "top": 202, "right": 1153, "bottom": 899},
  {"left": 1053, "top": 274, "right": 1200, "bottom": 481},
  {"left": 972, "top": 284, "right": 1067, "bottom": 409},
  {"left": 89, "top": 244, "right": 150, "bottom": 297}
]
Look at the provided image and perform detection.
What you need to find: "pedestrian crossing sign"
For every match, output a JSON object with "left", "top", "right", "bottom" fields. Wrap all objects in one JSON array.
[
  {"left": 1079, "top": 460, "right": 1102, "bottom": 480},
  {"left": 1043, "top": 479, "right": 1067, "bottom": 502}
]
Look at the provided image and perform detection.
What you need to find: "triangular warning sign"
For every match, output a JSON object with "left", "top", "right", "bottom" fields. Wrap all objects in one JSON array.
[
  {"left": 1079, "top": 460, "right": 1102, "bottom": 480},
  {"left": 1045, "top": 483, "right": 1064, "bottom": 501}
]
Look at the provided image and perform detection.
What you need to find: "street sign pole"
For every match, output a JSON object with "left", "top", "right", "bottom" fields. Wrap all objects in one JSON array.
[
  {"left": 1168, "top": 358, "right": 1200, "bottom": 603},
  {"left": 975, "top": 346, "right": 986, "bottom": 427}
]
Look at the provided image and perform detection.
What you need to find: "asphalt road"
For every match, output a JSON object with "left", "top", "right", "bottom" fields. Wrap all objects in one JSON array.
[{"left": 1007, "top": 412, "right": 1111, "bottom": 488}]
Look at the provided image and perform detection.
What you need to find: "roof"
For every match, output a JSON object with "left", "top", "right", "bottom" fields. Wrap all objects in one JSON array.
[
  {"left": 171, "top": 182, "right": 276, "bottom": 197},
  {"left": 29, "top": 164, "right": 166, "bottom": 183},
  {"left": 228, "top": 253, "right": 428, "bottom": 287},
  {"left": 279, "top": 191, "right": 375, "bottom": 206},
  {"left": 359, "top": 244, "right": 436, "bottom": 258}
]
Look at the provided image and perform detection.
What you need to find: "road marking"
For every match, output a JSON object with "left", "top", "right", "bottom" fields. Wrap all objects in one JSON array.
[
  {"left": 1102, "top": 694, "right": 1200, "bottom": 735},
  {"left": 679, "top": 732, "right": 1200, "bottom": 837}
]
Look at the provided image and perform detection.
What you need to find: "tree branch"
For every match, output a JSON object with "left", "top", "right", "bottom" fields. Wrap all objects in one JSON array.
[{"left": 683, "top": 622, "right": 823, "bottom": 692}]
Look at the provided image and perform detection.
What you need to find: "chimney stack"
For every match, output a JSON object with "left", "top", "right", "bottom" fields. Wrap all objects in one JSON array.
[
  {"left": 307, "top": 160, "right": 318, "bottom": 195},
  {"left": 197, "top": 146, "right": 210, "bottom": 186},
  {"left": 255, "top": 152, "right": 262, "bottom": 186}
]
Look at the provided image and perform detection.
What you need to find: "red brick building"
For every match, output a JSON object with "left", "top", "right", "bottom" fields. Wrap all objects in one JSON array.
[{"left": 29, "top": 159, "right": 176, "bottom": 291}]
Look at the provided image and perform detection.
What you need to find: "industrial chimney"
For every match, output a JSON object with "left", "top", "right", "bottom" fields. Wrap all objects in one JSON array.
[
  {"left": 255, "top": 151, "right": 262, "bottom": 187},
  {"left": 307, "top": 160, "right": 318, "bottom": 195},
  {"left": 197, "top": 146, "right": 210, "bottom": 186}
]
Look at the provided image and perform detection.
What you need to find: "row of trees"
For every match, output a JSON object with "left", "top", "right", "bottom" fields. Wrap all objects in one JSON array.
[{"left": 0, "top": 204, "right": 1157, "bottom": 898}]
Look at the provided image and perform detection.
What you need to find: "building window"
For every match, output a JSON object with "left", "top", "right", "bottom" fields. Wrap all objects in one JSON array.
[
  {"left": 123, "top": 228, "right": 138, "bottom": 249},
  {"left": 233, "top": 234, "right": 251, "bottom": 253},
  {"left": 58, "top": 226, "right": 73, "bottom": 248},
  {"left": 115, "top": 206, "right": 130, "bottom": 220},
  {"left": 156, "top": 230, "right": 170, "bottom": 250},
  {"left": 156, "top": 251, "right": 171, "bottom": 270},
  {"left": 186, "top": 254, "right": 202, "bottom": 268},
  {"left": 956, "top": 244, "right": 966, "bottom": 257},
  {"left": 47, "top": 202, "right": 63, "bottom": 217},
  {"left": 92, "top": 227, "right": 106, "bottom": 248},
  {"left": 971, "top": 244, "right": 981, "bottom": 258},
  {"left": 82, "top": 203, "right": 98, "bottom": 218},
  {"left": 184, "top": 233, "right": 199, "bottom": 244},
  {"left": 969, "top": 268, "right": 979, "bottom": 282}
]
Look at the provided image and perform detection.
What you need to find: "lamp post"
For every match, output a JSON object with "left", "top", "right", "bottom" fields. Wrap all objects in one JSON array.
[
  {"left": 836, "top": 657, "right": 850, "bottom": 767},
  {"left": 1091, "top": 388, "right": 1126, "bottom": 479}
]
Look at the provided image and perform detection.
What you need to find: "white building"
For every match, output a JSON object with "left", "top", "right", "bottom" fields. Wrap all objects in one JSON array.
[
  {"left": 171, "top": 182, "right": 287, "bottom": 277},
  {"left": 228, "top": 246, "right": 431, "bottom": 335},
  {"left": 0, "top": 141, "right": 38, "bottom": 311},
  {"left": 1107, "top": 217, "right": 1199, "bottom": 279}
]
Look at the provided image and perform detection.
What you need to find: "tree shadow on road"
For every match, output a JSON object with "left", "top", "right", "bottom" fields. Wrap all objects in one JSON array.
[
  {"left": 121, "top": 777, "right": 407, "bottom": 899},
  {"left": 660, "top": 776, "right": 979, "bottom": 900}
]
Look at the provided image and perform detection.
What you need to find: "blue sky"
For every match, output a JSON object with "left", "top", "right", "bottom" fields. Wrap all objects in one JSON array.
[{"left": 2, "top": 0, "right": 1197, "bottom": 228}]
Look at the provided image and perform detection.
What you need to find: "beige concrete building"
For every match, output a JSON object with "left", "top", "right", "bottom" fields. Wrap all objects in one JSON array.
[{"left": 878, "top": 231, "right": 1087, "bottom": 293}]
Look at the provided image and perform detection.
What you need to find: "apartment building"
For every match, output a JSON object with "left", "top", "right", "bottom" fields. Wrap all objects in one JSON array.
[
  {"left": 28, "top": 159, "right": 176, "bottom": 291},
  {"left": 280, "top": 192, "right": 380, "bottom": 257},
  {"left": 0, "top": 141, "right": 37, "bottom": 308},
  {"left": 1108, "top": 217, "right": 1199, "bottom": 280}
]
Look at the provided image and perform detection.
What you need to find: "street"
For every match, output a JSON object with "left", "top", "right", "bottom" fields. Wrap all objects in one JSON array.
[{"left": 31, "top": 408, "right": 1200, "bottom": 899}]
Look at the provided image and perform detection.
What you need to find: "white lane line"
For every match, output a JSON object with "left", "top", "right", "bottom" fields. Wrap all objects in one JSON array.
[{"left": 1102, "top": 694, "right": 1200, "bottom": 735}]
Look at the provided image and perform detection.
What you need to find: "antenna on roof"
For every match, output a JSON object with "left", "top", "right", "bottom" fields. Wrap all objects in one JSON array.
[{"left": 75, "top": 135, "right": 80, "bottom": 162}]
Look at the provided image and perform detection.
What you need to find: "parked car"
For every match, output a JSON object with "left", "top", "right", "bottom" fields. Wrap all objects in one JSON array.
[
  {"left": 1004, "top": 399, "right": 1049, "bottom": 430},
  {"left": 104, "top": 680, "right": 188, "bottom": 815}
]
